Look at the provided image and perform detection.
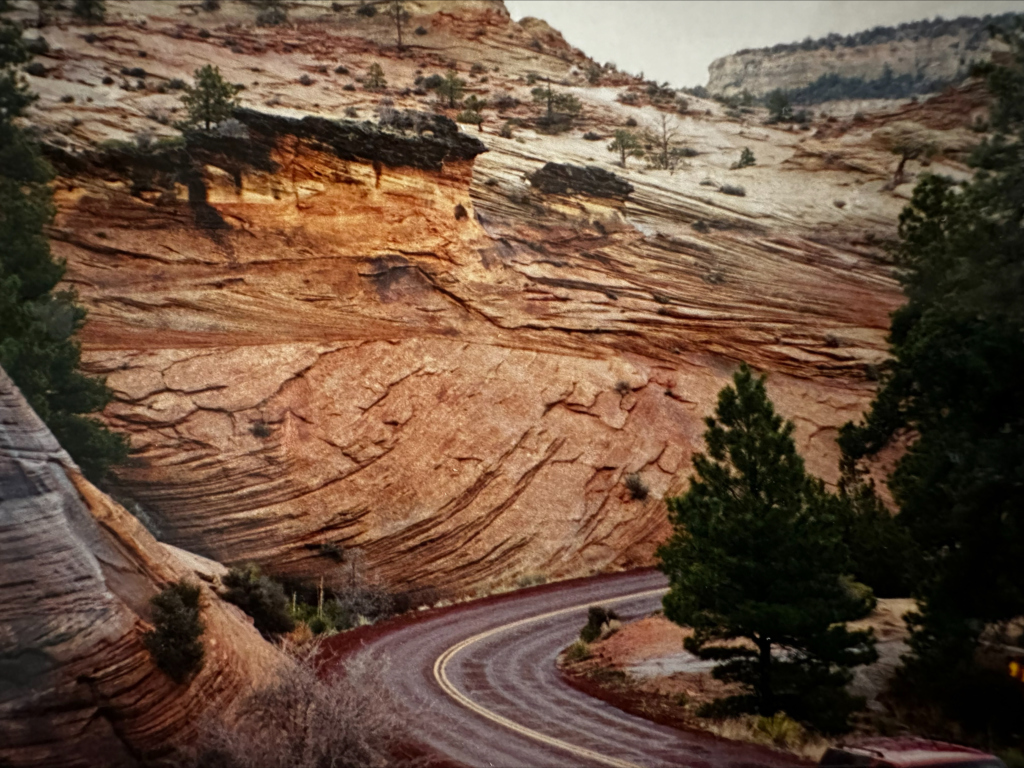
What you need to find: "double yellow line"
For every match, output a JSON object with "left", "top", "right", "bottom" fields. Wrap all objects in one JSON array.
[{"left": 432, "top": 587, "right": 668, "bottom": 768}]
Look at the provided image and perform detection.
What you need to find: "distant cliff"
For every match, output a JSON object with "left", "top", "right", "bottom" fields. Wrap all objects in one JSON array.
[{"left": 707, "top": 14, "right": 1017, "bottom": 102}]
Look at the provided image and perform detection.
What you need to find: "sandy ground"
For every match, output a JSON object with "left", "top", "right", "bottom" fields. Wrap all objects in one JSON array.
[{"left": 560, "top": 599, "right": 917, "bottom": 758}]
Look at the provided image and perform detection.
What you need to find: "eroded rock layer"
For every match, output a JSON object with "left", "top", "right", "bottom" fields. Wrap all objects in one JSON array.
[
  {"left": 21, "top": 0, "right": 984, "bottom": 596},
  {"left": 0, "top": 367, "right": 283, "bottom": 768}
]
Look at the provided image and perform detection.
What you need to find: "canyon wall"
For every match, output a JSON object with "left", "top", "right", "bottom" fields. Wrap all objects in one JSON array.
[
  {"left": 706, "top": 15, "right": 1011, "bottom": 99},
  {"left": 0, "top": 366, "right": 284, "bottom": 767},
  {"left": 14, "top": 0, "right": 985, "bottom": 597}
]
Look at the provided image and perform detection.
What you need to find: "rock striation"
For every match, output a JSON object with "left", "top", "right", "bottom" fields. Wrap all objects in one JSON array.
[
  {"left": 0, "top": 367, "right": 283, "bottom": 767},
  {"left": 707, "top": 14, "right": 1015, "bottom": 99},
  {"left": 12, "top": 0, "right": 985, "bottom": 598}
]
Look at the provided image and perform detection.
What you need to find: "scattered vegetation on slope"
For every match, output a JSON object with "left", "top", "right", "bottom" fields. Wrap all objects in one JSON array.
[{"left": 0, "top": 17, "right": 127, "bottom": 481}]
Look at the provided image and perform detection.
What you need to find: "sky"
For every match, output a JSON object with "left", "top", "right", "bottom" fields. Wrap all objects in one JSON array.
[{"left": 503, "top": 1, "right": 1024, "bottom": 87}]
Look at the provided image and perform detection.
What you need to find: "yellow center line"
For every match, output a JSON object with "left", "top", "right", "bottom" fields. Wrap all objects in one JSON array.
[{"left": 432, "top": 587, "right": 668, "bottom": 768}]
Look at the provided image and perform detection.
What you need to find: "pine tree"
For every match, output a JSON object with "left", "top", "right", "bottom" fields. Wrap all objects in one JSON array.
[
  {"left": 0, "top": 18, "right": 127, "bottom": 481},
  {"left": 364, "top": 62, "right": 387, "bottom": 91},
  {"left": 658, "top": 365, "right": 876, "bottom": 733},
  {"left": 437, "top": 69, "right": 465, "bottom": 108},
  {"left": 765, "top": 89, "right": 792, "bottom": 123},
  {"left": 386, "top": 0, "right": 410, "bottom": 51},
  {"left": 143, "top": 582, "right": 205, "bottom": 683},
  {"left": 606, "top": 129, "right": 642, "bottom": 168},
  {"left": 180, "top": 64, "right": 240, "bottom": 132},
  {"left": 840, "top": 21, "right": 1024, "bottom": 739}
]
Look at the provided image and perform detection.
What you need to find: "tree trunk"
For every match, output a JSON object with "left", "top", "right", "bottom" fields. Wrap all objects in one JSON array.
[{"left": 894, "top": 154, "right": 908, "bottom": 185}]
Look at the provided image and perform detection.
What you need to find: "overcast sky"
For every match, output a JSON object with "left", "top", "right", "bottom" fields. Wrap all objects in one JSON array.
[{"left": 503, "top": 1, "right": 1024, "bottom": 87}]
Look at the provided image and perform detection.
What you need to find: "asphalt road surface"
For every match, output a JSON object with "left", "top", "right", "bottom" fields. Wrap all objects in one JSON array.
[{"left": 350, "top": 570, "right": 804, "bottom": 768}]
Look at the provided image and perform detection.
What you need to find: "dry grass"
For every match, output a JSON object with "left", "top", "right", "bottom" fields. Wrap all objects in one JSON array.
[{"left": 190, "top": 645, "right": 408, "bottom": 768}]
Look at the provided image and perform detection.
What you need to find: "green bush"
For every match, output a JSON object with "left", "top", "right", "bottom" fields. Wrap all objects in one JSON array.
[
  {"left": 456, "top": 109, "right": 482, "bottom": 125},
  {"left": 363, "top": 63, "right": 386, "bottom": 91},
  {"left": 720, "top": 184, "right": 746, "bottom": 197},
  {"left": 580, "top": 605, "right": 619, "bottom": 643},
  {"left": 733, "top": 147, "right": 755, "bottom": 169},
  {"left": 222, "top": 563, "right": 295, "bottom": 636},
  {"left": 143, "top": 581, "right": 205, "bottom": 683}
]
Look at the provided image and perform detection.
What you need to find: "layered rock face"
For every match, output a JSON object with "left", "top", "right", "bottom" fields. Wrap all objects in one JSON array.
[
  {"left": 19, "top": 0, "right": 983, "bottom": 596},
  {"left": 707, "top": 17, "right": 1008, "bottom": 98},
  {"left": 0, "top": 367, "right": 283, "bottom": 767}
]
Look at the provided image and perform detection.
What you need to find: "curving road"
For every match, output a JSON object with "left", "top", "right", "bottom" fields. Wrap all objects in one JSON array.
[{"left": 344, "top": 570, "right": 803, "bottom": 768}]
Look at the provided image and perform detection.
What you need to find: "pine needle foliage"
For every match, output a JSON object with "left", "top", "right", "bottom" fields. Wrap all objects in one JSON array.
[{"left": 658, "top": 365, "right": 876, "bottom": 733}]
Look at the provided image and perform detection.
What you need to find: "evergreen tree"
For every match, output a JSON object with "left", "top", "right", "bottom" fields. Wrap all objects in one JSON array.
[
  {"left": 840, "top": 21, "right": 1024, "bottom": 738},
  {"left": 765, "top": 88, "right": 792, "bottom": 122},
  {"left": 606, "top": 129, "right": 643, "bottom": 168},
  {"left": 658, "top": 365, "right": 877, "bottom": 733},
  {"left": 529, "top": 80, "right": 581, "bottom": 134},
  {"left": 143, "top": 582, "right": 205, "bottom": 683},
  {"left": 386, "top": 0, "right": 410, "bottom": 51},
  {"left": 437, "top": 69, "right": 465, "bottom": 108},
  {"left": 0, "top": 18, "right": 126, "bottom": 481},
  {"left": 363, "top": 62, "right": 387, "bottom": 91},
  {"left": 733, "top": 147, "right": 755, "bottom": 168},
  {"left": 180, "top": 64, "right": 240, "bottom": 132}
]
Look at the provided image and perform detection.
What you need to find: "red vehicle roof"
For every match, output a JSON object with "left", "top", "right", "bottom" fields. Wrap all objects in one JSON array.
[{"left": 822, "top": 737, "right": 1004, "bottom": 767}]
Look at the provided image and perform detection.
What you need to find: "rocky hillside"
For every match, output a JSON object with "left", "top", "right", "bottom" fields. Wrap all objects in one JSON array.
[
  {"left": 6, "top": 0, "right": 989, "bottom": 598},
  {"left": 707, "top": 13, "right": 1016, "bottom": 101},
  {"left": 0, "top": 367, "right": 285, "bottom": 768}
]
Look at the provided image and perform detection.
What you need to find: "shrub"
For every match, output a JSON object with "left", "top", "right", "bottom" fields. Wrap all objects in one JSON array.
[
  {"left": 498, "top": 120, "right": 513, "bottom": 138},
  {"left": 255, "top": 5, "right": 286, "bottom": 26},
  {"left": 143, "top": 582, "right": 205, "bottom": 683},
  {"left": 579, "top": 606, "right": 620, "bottom": 643},
  {"left": 624, "top": 472, "right": 649, "bottom": 501},
  {"left": 456, "top": 109, "right": 482, "bottom": 126},
  {"left": 363, "top": 63, "right": 386, "bottom": 91},
  {"left": 298, "top": 74, "right": 313, "bottom": 86},
  {"left": 732, "top": 147, "right": 755, "bottom": 169},
  {"left": 624, "top": 117, "right": 637, "bottom": 127},
  {"left": 251, "top": 421, "right": 272, "bottom": 438},
  {"left": 582, "top": 131, "right": 600, "bottom": 141},
  {"left": 414, "top": 25, "right": 428, "bottom": 35},
  {"left": 355, "top": 1, "right": 377, "bottom": 17},
  {"left": 516, "top": 573, "right": 547, "bottom": 588},
  {"left": 565, "top": 640, "right": 592, "bottom": 662},
  {"left": 344, "top": 106, "right": 358, "bottom": 118},
  {"left": 222, "top": 563, "right": 295, "bottom": 637},
  {"left": 720, "top": 184, "right": 746, "bottom": 197},
  {"left": 422, "top": 73, "right": 443, "bottom": 90},
  {"left": 72, "top": 0, "right": 105, "bottom": 23},
  {"left": 753, "top": 713, "right": 805, "bottom": 748},
  {"left": 492, "top": 92, "right": 518, "bottom": 111},
  {"left": 191, "top": 654, "right": 402, "bottom": 768}
]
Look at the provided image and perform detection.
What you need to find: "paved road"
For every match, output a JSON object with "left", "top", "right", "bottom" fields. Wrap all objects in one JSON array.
[{"left": 347, "top": 570, "right": 803, "bottom": 768}]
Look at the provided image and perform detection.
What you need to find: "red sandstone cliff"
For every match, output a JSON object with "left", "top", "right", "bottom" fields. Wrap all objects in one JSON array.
[
  {"left": 0, "top": 366, "right": 284, "bottom": 767},
  {"left": 13, "top": 0, "right": 986, "bottom": 595}
]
